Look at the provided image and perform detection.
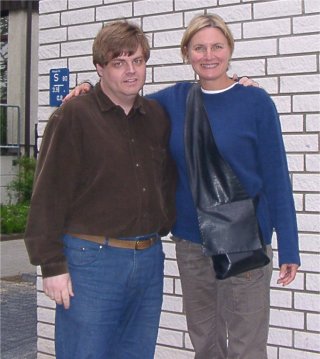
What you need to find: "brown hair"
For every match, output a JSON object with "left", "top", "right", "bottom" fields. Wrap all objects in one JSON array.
[
  {"left": 92, "top": 20, "right": 150, "bottom": 66},
  {"left": 180, "top": 14, "right": 234, "bottom": 61}
]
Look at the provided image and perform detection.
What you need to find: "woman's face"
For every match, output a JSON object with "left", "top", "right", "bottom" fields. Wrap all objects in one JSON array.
[{"left": 186, "top": 27, "right": 232, "bottom": 90}]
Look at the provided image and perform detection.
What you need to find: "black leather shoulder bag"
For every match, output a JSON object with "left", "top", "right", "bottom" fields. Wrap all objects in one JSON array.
[{"left": 184, "top": 83, "right": 270, "bottom": 279}]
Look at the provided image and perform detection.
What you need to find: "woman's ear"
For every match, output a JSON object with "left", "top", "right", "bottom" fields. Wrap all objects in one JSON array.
[{"left": 183, "top": 46, "right": 189, "bottom": 63}]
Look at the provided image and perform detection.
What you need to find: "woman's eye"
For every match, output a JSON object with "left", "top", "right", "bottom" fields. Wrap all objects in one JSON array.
[
  {"left": 194, "top": 46, "right": 205, "bottom": 52},
  {"left": 213, "top": 44, "right": 223, "bottom": 50}
]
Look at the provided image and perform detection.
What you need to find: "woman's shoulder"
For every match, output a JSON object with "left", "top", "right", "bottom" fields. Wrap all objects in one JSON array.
[
  {"left": 171, "top": 81, "right": 194, "bottom": 95},
  {"left": 235, "top": 83, "right": 275, "bottom": 108},
  {"left": 149, "top": 81, "right": 194, "bottom": 99},
  {"left": 236, "top": 83, "right": 270, "bottom": 98}
]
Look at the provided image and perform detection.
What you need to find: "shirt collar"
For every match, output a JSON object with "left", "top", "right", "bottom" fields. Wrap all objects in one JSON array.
[{"left": 94, "top": 82, "right": 146, "bottom": 115}]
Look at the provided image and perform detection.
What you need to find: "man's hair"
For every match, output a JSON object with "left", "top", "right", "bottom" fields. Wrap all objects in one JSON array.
[
  {"left": 180, "top": 14, "right": 234, "bottom": 62},
  {"left": 92, "top": 20, "right": 150, "bottom": 66}
]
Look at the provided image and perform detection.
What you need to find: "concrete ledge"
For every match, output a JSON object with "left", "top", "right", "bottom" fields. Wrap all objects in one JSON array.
[{"left": 0, "top": 233, "right": 24, "bottom": 241}]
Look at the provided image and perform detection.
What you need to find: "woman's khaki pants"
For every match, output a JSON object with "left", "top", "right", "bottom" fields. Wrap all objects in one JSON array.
[{"left": 174, "top": 237, "right": 273, "bottom": 359}]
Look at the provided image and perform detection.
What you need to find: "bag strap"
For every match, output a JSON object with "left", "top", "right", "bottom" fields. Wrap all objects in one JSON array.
[{"left": 184, "top": 83, "right": 249, "bottom": 208}]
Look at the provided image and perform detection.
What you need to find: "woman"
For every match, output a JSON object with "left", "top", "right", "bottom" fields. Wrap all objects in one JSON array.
[{"left": 69, "top": 14, "right": 300, "bottom": 359}]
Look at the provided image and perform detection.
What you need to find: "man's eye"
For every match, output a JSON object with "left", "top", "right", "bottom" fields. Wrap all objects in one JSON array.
[
  {"left": 134, "top": 58, "right": 144, "bottom": 65},
  {"left": 112, "top": 61, "right": 123, "bottom": 67}
]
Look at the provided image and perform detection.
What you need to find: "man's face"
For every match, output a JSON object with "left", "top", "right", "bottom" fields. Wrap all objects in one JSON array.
[{"left": 96, "top": 45, "right": 146, "bottom": 107}]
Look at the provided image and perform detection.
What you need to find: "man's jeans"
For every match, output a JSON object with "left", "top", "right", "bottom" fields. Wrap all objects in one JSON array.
[{"left": 55, "top": 234, "right": 164, "bottom": 359}]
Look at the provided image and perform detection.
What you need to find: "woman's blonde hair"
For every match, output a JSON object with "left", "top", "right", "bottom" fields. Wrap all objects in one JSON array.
[
  {"left": 180, "top": 14, "right": 234, "bottom": 61},
  {"left": 92, "top": 20, "right": 150, "bottom": 67}
]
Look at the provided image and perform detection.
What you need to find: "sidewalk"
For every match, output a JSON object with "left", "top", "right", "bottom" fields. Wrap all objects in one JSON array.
[
  {"left": 0, "top": 238, "right": 37, "bottom": 359},
  {"left": 0, "top": 238, "right": 35, "bottom": 278}
]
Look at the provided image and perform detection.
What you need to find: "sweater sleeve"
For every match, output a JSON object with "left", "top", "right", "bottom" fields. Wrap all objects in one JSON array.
[
  {"left": 256, "top": 90, "right": 300, "bottom": 266},
  {"left": 146, "top": 89, "right": 170, "bottom": 110},
  {"left": 24, "top": 105, "right": 82, "bottom": 277}
]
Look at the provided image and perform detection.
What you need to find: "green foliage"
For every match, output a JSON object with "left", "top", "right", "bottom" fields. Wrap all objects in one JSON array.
[
  {"left": 7, "top": 156, "right": 36, "bottom": 204},
  {"left": 0, "top": 203, "right": 30, "bottom": 234},
  {"left": 1, "top": 156, "right": 36, "bottom": 234}
]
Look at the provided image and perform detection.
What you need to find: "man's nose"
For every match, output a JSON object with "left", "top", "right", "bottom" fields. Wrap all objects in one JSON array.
[{"left": 126, "top": 62, "right": 135, "bottom": 73}]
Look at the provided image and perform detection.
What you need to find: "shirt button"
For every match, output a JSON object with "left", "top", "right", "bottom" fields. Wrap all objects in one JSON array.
[
  {"left": 131, "top": 138, "right": 135, "bottom": 143},
  {"left": 136, "top": 163, "right": 140, "bottom": 167},
  {"left": 142, "top": 187, "right": 146, "bottom": 192}
]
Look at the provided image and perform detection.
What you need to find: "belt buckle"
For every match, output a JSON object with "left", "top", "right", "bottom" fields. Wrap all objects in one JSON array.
[{"left": 135, "top": 240, "right": 141, "bottom": 250}]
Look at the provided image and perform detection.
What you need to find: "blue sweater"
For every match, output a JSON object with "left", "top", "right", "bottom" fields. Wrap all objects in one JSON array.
[{"left": 148, "top": 82, "right": 300, "bottom": 266}]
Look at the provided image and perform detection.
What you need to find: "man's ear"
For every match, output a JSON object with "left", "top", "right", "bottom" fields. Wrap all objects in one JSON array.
[{"left": 96, "top": 64, "right": 103, "bottom": 77}]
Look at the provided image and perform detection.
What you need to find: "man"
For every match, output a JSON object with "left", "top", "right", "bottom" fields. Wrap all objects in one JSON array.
[{"left": 24, "top": 21, "right": 176, "bottom": 359}]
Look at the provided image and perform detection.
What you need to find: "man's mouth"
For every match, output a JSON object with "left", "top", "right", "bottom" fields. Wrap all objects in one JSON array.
[{"left": 124, "top": 78, "right": 138, "bottom": 83}]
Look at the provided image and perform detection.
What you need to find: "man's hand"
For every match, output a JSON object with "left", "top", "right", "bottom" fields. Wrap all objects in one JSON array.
[
  {"left": 62, "top": 82, "right": 92, "bottom": 103},
  {"left": 43, "top": 273, "right": 74, "bottom": 309},
  {"left": 277, "top": 263, "right": 299, "bottom": 286},
  {"left": 232, "top": 74, "right": 259, "bottom": 87}
]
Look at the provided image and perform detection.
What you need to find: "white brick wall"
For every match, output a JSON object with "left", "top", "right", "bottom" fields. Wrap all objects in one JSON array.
[{"left": 36, "top": 0, "right": 320, "bottom": 358}]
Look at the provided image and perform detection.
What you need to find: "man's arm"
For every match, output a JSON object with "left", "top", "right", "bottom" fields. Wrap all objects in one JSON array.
[{"left": 25, "top": 106, "right": 82, "bottom": 308}]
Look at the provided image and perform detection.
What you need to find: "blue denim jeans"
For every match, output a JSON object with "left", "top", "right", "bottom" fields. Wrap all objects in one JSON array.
[{"left": 55, "top": 234, "right": 164, "bottom": 359}]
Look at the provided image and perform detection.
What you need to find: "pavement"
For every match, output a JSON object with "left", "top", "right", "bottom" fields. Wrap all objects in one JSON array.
[{"left": 0, "top": 238, "right": 37, "bottom": 359}]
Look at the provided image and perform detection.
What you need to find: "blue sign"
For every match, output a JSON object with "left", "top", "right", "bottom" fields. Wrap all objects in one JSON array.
[{"left": 49, "top": 68, "right": 69, "bottom": 106}]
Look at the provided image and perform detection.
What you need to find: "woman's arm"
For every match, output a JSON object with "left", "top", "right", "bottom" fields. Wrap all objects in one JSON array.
[{"left": 62, "top": 76, "right": 259, "bottom": 103}]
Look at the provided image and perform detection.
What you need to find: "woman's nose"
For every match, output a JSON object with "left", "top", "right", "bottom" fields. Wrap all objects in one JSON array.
[{"left": 204, "top": 48, "right": 214, "bottom": 58}]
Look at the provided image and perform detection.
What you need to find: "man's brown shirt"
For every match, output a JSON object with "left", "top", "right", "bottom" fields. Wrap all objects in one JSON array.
[{"left": 25, "top": 83, "right": 176, "bottom": 277}]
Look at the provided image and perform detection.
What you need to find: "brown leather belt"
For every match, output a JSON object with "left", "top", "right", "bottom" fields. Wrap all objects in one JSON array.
[{"left": 68, "top": 233, "right": 159, "bottom": 250}]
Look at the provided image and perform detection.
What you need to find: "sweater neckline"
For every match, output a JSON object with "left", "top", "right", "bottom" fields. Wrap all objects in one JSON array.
[{"left": 201, "top": 82, "right": 237, "bottom": 94}]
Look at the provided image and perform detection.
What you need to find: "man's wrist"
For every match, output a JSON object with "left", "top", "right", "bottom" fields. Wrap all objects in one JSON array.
[{"left": 41, "top": 260, "right": 69, "bottom": 278}]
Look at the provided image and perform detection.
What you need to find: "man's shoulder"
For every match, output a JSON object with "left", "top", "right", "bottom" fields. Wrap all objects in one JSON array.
[
  {"left": 65, "top": 90, "right": 95, "bottom": 108},
  {"left": 54, "top": 91, "right": 95, "bottom": 117},
  {"left": 46, "top": 92, "right": 95, "bottom": 132},
  {"left": 139, "top": 94, "right": 163, "bottom": 112},
  {"left": 139, "top": 96, "right": 170, "bottom": 128},
  {"left": 141, "top": 95, "right": 163, "bottom": 110}
]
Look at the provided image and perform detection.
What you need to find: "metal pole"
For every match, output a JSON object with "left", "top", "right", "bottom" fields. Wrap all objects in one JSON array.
[{"left": 24, "top": 0, "right": 33, "bottom": 157}]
